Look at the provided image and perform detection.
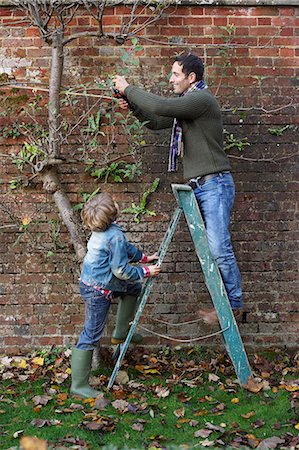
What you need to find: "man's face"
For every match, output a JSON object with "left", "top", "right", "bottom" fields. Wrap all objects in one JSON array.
[{"left": 169, "top": 61, "right": 194, "bottom": 94}]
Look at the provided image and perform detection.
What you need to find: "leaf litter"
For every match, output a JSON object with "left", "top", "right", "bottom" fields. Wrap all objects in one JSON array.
[{"left": 1, "top": 346, "right": 299, "bottom": 448}]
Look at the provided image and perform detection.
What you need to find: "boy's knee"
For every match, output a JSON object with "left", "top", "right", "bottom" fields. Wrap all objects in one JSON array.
[{"left": 125, "top": 282, "right": 142, "bottom": 296}]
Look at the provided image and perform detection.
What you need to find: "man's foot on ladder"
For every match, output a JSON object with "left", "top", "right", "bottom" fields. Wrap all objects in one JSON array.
[{"left": 199, "top": 308, "right": 244, "bottom": 325}]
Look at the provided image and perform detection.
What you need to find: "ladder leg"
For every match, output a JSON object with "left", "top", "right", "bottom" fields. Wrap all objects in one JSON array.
[{"left": 172, "top": 185, "right": 252, "bottom": 385}]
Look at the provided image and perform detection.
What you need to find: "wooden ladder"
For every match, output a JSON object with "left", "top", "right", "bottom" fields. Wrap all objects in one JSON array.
[{"left": 107, "top": 184, "right": 252, "bottom": 389}]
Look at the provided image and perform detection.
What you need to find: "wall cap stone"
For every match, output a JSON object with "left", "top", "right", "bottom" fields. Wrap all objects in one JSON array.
[{"left": 0, "top": 0, "right": 298, "bottom": 7}]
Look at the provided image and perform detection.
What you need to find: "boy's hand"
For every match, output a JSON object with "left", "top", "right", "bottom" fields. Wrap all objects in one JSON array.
[
  {"left": 148, "top": 264, "right": 161, "bottom": 277},
  {"left": 147, "top": 253, "right": 159, "bottom": 263}
]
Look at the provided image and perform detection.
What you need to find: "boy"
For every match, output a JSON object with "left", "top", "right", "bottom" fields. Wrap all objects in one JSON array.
[{"left": 71, "top": 192, "right": 160, "bottom": 398}]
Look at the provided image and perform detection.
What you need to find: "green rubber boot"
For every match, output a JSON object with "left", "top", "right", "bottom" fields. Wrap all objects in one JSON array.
[
  {"left": 70, "top": 348, "right": 100, "bottom": 398},
  {"left": 111, "top": 295, "right": 142, "bottom": 345}
]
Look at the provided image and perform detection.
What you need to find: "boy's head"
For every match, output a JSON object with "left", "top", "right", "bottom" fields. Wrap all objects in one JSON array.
[{"left": 81, "top": 192, "right": 118, "bottom": 231}]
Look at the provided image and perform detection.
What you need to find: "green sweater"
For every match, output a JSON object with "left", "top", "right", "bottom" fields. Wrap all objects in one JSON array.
[{"left": 125, "top": 85, "right": 231, "bottom": 180}]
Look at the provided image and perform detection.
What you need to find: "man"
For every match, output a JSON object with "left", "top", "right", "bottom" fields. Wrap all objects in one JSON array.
[{"left": 113, "top": 52, "right": 243, "bottom": 323}]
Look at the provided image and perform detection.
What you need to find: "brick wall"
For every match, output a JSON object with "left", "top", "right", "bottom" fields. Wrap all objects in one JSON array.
[{"left": 0, "top": 2, "right": 298, "bottom": 354}]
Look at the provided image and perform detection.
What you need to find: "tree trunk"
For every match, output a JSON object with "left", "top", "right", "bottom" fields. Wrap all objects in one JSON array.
[
  {"left": 42, "top": 29, "right": 87, "bottom": 260},
  {"left": 41, "top": 167, "right": 86, "bottom": 261},
  {"left": 49, "top": 29, "right": 64, "bottom": 159}
]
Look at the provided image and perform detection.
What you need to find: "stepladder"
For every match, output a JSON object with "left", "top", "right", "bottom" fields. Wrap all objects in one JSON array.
[{"left": 107, "top": 184, "right": 252, "bottom": 390}]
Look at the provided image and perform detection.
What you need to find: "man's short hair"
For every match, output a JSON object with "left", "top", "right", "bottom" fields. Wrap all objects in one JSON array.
[
  {"left": 175, "top": 53, "right": 204, "bottom": 81},
  {"left": 81, "top": 192, "right": 118, "bottom": 231}
]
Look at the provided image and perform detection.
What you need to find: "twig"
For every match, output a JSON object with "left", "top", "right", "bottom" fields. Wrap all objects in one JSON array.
[
  {"left": 228, "top": 152, "right": 299, "bottom": 163},
  {"left": 0, "top": 83, "right": 114, "bottom": 100},
  {"left": 0, "top": 224, "right": 18, "bottom": 229}
]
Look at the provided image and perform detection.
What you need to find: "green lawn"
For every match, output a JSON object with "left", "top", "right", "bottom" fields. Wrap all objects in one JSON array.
[{"left": 0, "top": 346, "right": 298, "bottom": 449}]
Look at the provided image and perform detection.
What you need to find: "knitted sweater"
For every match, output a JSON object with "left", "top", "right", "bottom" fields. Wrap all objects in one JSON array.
[{"left": 124, "top": 85, "right": 231, "bottom": 180}]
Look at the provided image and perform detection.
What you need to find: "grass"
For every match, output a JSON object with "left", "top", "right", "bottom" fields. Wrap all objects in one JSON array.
[{"left": 0, "top": 346, "right": 298, "bottom": 449}]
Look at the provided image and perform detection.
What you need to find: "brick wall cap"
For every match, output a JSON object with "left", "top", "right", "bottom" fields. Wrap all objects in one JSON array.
[{"left": 0, "top": 0, "right": 298, "bottom": 7}]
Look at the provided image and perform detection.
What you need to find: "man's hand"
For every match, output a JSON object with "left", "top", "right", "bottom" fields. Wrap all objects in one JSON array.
[
  {"left": 148, "top": 264, "right": 161, "bottom": 277},
  {"left": 117, "top": 97, "right": 129, "bottom": 110},
  {"left": 113, "top": 75, "right": 129, "bottom": 95}
]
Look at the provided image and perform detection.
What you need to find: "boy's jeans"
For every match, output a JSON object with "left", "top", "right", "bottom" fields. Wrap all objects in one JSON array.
[
  {"left": 76, "top": 282, "right": 111, "bottom": 350},
  {"left": 193, "top": 172, "right": 243, "bottom": 309},
  {"left": 76, "top": 282, "right": 142, "bottom": 350}
]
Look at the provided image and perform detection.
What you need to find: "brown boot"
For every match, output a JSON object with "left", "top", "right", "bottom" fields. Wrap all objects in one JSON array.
[
  {"left": 199, "top": 308, "right": 243, "bottom": 325},
  {"left": 198, "top": 308, "right": 219, "bottom": 325}
]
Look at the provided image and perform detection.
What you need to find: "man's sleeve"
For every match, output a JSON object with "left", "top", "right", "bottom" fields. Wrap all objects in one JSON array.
[
  {"left": 125, "top": 85, "right": 211, "bottom": 120},
  {"left": 130, "top": 101, "right": 173, "bottom": 130}
]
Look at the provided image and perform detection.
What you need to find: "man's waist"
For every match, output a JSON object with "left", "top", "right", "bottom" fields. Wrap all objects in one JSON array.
[{"left": 188, "top": 171, "right": 230, "bottom": 189}]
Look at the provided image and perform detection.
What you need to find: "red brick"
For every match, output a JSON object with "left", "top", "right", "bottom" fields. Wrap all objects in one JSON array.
[{"left": 0, "top": 3, "right": 298, "bottom": 352}]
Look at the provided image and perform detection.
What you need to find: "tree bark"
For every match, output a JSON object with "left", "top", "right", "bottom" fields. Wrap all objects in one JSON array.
[
  {"left": 49, "top": 29, "right": 64, "bottom": 159},
  {"left": 41, "top": 167, "right": 87, "bottom": 261}
]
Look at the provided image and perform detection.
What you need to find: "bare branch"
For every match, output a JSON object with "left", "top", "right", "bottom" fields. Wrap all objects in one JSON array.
[
  {"left": 120, "top": 0, "right": 171, "bottom": 39},
  {"left": 228, "top": 152, "right": 299, "bottom": 164}
]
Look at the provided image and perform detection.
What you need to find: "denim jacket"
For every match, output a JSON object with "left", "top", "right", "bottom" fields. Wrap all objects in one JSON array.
[{"left": 80, "top": 223, "right": 144, "bottom": 292}]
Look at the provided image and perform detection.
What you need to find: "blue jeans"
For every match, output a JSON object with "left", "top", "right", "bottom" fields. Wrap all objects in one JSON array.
[
  {"left": 76, "top": 282, "right": 111, "bottom": 350},
  {"left": 76, "top": 281, "right": 142, "bottom": 350},
  {"left": 193, "top": 172, "right": 243, "bottom": 309}
]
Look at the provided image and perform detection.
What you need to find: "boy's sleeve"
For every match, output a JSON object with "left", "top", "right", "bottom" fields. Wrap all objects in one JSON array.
[
  {"left": 110, "top": 236, "right": 144, "bottom": 282},
  {"left": 126, "top": 240, "right": 143, "bottom": 263}
]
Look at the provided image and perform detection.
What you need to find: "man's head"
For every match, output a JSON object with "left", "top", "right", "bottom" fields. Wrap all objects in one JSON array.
[
  {"left": 170, "top": 53, "right": 204, "bottom": 94},
  {"left": 81, "top": 192, "right": 119, "bottom": 231}
]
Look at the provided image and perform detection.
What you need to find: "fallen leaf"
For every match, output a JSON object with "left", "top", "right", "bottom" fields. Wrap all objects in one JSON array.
[
  {"left": 31, "top": 395, "right": 52, "bottom": 406},
  {"left": 246, "top": 433, "right": 260, "bottom": 448},
  {"left": 13, "top": 429, "right": 24, "bottom": 438},
  {"left": 257, "top": 436, "right": 285, "bottom": 449},
  {"left": 95, "top": 394, "right": 110, "bottom": 410},
  {"left": 200, "top": 438, "right": 215, "bottom": 447},
  {"left": 208, "top": 373, "right": 220, "bottom": 382},
  {"left": 194, "top": 429, "right": 212, "bottom": 438},
  {"left": 69, "top": 403, "right": 84, "bottom": 410},
  {"left": 173, "top": 407, "right": 185, "bottom": 418},
  {"left": 17, "top": 359, "right": 28, "bottom": 369},
  {"left": 243, "top": 376, "right": 266, "bottom": 393},
  {"left": 242, "top": 411, "right": 255, "bottom": 419},
  {"left": 20, "top": 436, "right": 48, "bottom": 450},
  {"left": 111, "top": 399, "right": 129, "bottom": 412},
  {"left": 189, "top": 420, "right": 199, "bottom": 427},
  {"left": 132, "top": 422, "right": 144, "bottom": 431},
  {"left": 155, "top": 386, "right": 170, "bottom": 398},
  {"left": 31, "top": 357, "right": 44, "bottom": 366},
  {"left": 57, "top": 393, "right": 68, "bottom": 403},
  {"left": 2, "top": 372, "right": 14, "bottom": 380},
  {"left": 115, "top": 370, "right": 129, "bottom": 385},
  {"left": 177, "top": 393, "right": 192, "bottom": 403},
  {"left": 205, "top": 422, "right": 225, "bottom": 433},
  {"left": 252, "top": 419, "right": 265, "bottom": 428},
  {"left": 231, "top": 397, "right": 240, "bottom": 403},
  {"left": 82, "top": 417, "right": 116, "bottom": 432},
  {"left": 30, "top": 419, "right": 61, "bottom": 428}
]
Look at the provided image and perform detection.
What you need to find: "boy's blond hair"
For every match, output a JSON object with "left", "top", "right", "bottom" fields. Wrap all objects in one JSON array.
[{"left": 81, "top": 192, "right": 118, "bottom": 231}]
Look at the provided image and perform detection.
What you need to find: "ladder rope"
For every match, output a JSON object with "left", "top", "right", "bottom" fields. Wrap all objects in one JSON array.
[
  {"left": 140, "top": 315, "right": 207, "bottom": 327},
  {"left": 137, "top": 324, "right": 230, "bottom": 343}
]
